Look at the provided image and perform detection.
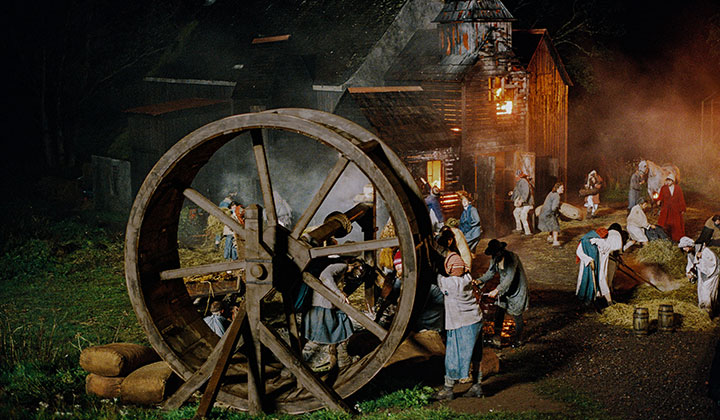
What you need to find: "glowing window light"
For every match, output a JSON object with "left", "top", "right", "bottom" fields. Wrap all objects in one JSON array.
[
  {"left": 450, "top": 127, "right": 461, "bottom": 132},
  {"left": 496, "top": 100, "right": 513, "bottom": 115}
]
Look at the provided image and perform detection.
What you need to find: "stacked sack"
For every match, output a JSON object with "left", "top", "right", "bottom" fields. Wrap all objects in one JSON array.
[{"left": 80, "top": 343, "right": 180, "bottom": 405}]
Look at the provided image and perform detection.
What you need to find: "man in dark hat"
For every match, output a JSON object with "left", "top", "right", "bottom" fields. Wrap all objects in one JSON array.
[{"left": 475, "top": 239, "right": 529, "bottom": 347}]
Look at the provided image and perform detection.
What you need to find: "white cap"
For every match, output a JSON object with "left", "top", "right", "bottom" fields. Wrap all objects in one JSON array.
[{"left": 678, "top": 236, "right": 694, "bottom": 248}]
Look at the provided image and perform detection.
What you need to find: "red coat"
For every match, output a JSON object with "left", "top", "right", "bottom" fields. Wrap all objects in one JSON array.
[{"left": 657, "top": 184, "right": 686, "bottom": 241}]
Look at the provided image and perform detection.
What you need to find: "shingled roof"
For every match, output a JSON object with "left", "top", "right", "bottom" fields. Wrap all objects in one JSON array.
[
  {"left": 433, "top": 0, "right": 515, "bottom": 23},
  {"left": 150, "top": 0, "right": 409, "bottom": 85}
]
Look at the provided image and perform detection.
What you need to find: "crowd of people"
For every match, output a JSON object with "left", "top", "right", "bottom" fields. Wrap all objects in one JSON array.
[{"left": 199, "top": 164, "right": 717, "bottom": 403}]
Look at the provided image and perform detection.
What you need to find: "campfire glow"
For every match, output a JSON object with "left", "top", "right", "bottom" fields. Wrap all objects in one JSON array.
[{"left": 483, "top": 318, "right": 516, "bottom": 338}]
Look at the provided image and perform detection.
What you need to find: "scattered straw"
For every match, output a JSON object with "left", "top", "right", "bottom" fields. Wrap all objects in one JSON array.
[{"left": 597, "top": 299, "right": 716, "bottom": 332}]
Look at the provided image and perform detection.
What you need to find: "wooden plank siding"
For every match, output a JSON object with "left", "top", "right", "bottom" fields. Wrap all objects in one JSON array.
[{"left": 525, "top": 37, "right": 568, "bottom": 189}]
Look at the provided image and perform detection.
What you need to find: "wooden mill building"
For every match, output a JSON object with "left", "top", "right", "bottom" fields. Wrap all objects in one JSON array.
[{"left": 123, "top": 0, "right": 571, "bottom": 235}]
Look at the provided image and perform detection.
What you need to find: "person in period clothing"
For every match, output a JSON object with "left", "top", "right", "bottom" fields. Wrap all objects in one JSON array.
[
  {"left": 476, "top": 239, "right": 529, "bottom": 348},
  {"left": 302, "top": 259, "right": 363, "bottom": 370},
  {"left": 386, "top": 250, "right": 445, "bottom": 333},
  {"left": 215, "top": 192, "right": 236, "bottom": 248},
  {"left": 628, "top": 161, "right": 648, "bottom": 210},
  {"left": 204, "top": 301, "right": 230, "bottom": 337},
  {"left": 587, "top": 223, "right": 624, "bottom": 306},
  {"left": 434, "top": 230, "right": 484, "bottom": 400},
  {"left": 697, "top": 215, "right": 720, "bottom": 247},
  {"left": 458, "top": 193, "right": 483, "bottom": 253},
  {"left": 624, "top": 203, "right": 669, "bottom": 250},
  {"left": 222, "top": 202, "right": 243, "bottom": 260},
  {"left": 538, "top": 183, "right": 564, "bottom": 247},
  {"left": 508, "top": 170, "right": 534, "bottom": 235},
  {"left": 575, "top": 228, "right": 608, "bottom": 307},
  {"left": 443, "top": 220, "right": 473, "bottom": 268},
  {"left": 583, "top": 170, "right": 603, "bottom": 218},
  {"left": 656, "top": 173, "right": 686, "bottom": 242},
  {"left": 680, "top": 236, "right": 719, "bottom": 317},
  {"left": 426, "top": 186, "right": 445, "bottom": 233}
]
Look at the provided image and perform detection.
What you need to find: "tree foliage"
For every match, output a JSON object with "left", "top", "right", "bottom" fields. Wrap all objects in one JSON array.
[{"left": 4, "top": 0, "right": 199, "bottom": 170}]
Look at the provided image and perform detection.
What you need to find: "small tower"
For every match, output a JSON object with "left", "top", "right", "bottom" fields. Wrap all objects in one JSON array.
[{"left": 433, "top": 0, "right": 515, "bottom": 56}]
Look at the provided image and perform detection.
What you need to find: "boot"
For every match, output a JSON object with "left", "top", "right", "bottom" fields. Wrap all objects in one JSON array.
[
  {"left": 337, "top": 341, "right": 352, "bottom": 369},
  {"left": 462, "top": 383, "right": 484, "bottom": 398},
  {"left": 435, "top": 385, "right": 455, "bottom": 401},
  {"left": 328, "top": 344, "right": 338, "bottom": 370}
]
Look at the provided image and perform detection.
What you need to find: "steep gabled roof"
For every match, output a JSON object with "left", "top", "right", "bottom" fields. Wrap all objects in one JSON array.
[
  {"left": 347, "top": 88, "right": 456, "bottom": 152},
  {"left": 512, "top": 29, "right": 573, "bottom": 86},
  {"left": 433, "top": 0, "right": 515, "bottom": 23},
  {"left": 150, "top": 0, "right": 409, "bottom": 85}
]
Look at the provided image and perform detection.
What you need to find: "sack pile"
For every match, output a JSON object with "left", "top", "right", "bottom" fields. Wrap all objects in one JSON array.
[{"left": 80, "top": 343, "right": 180, "bottom": 405}]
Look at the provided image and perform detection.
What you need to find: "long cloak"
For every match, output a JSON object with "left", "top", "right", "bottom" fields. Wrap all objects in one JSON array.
[
  {"left": 657, "top": 184, "right": 686, "bottom": 241},
  {"left": 575, "top": 230, "right": 601, "bottom": 304},
  {"left": 590, "top": 230, "right": 622, "bottom": 304},
  {"left": 459, "top": 204, "right": 482, "bottom": 251},
  {"left": 538, "top": 191, "right": 560, "bottom": 232}
]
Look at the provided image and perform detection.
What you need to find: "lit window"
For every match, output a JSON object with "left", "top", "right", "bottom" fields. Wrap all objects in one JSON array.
[
  {"left": 489, "top": 77, "right": 515, "bottom": 116},
  {"left": 427, "top": 160, "right": 443, "bottom": 190}
]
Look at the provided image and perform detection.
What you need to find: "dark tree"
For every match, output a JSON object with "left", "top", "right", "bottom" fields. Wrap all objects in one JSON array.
[{"left": 4, "top": 1, "right": 199, "bottom": 171}]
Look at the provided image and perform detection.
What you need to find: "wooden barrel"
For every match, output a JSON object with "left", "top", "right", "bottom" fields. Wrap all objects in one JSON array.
[
  {"left": 658, "top": 304, "right": 674, "bottom": 332},
  {"left": 633, "top": 307, "right": 649, "bottom": 335}
]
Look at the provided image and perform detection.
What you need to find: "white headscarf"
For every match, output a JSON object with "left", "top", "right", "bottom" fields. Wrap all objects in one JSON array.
[{"left": 678, "top": 236, "right": 695, "bottom": 248}]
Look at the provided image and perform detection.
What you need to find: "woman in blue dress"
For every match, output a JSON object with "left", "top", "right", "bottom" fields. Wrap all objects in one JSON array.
[{"left": 459, "top": 193, "right": 483, "bottom": 253}]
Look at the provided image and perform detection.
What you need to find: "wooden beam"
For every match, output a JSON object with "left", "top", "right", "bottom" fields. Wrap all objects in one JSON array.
[
  {"left": 257, "top": 322, "right": 351, "bottom": 413},
  {"left": 192, "top": 311, "right": 248, "bottom": 418},
  {"left": 251, "top": 129, "right": 278, "bottom": 227},
  {"left": 291, "top": 156, "right": 349, "bottom": 239},
  {"left": 183, "top": 188, "right": 245, "bottom": 240},
  {"left": 309, "top": 238, "right": 399, "bottom": 259},
  {"left": 162, "top": 308, "right": 247, "bottom": 412},
  {"left": 159, "top": 261, "right": 246, "bottom": 281},
  {"left": 302, "top": 273, "right": 387, "bottom": 340}
]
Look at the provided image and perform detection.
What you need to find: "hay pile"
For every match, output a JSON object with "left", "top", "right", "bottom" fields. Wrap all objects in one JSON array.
[
  {"left": 597, "top": 241, "right": 720, "bottom": 331},
  {"left": 178, "top": 245, "right": 236, "bottom": 283},
  {"left": 635, "top": 239, "right": 686, "bottom": 280}
]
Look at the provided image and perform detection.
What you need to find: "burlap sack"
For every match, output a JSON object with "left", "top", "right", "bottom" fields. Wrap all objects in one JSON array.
[
  {"left": 80, "top": 343, "right": 159, "bottom": 377},
  {"left": 85, "top": 373, "right": 124, "bottom": 399},
  {"left": 120, "top": 361, "right": 180, "bottom": 405},
  {"left": 385, "top": 330, "right": 446, "bottom": 367}
]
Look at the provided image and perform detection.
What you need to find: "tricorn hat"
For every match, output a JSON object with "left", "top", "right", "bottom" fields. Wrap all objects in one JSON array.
[{"left": 484, "top": 239, "right": 507, "bottom": 256}]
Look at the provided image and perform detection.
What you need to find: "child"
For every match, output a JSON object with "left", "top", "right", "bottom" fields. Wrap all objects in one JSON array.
[{"left": 435, "top": 230, "right": 484, "bottom": 400}]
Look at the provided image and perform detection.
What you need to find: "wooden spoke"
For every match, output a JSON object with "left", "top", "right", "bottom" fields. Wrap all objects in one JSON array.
[
  {"left": 257, "top": 322, "right": 351, "bottom": 413},
  {"left": 309, "top": 237, "right": 399, "bottom": 259},
  {"left": 183, "top": 188, "right": 245, "bottom": 240},
  {"left": 162, "top": 307, "right": 247, "bottom": 411},
  {"left": 291, "top": 156, "right": 349, "bottom": 239},
  {"left": 159, "top": 261, "right": 246, "bottom": 281},
  {"left": 302, "top": 272, "right": 388, "bottom": 340},
  {"left": 251, "top": 129, "right": 277, "bottom": 226}
]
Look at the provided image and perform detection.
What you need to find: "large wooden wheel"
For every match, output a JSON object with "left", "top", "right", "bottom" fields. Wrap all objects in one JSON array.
[{"left": 125, "top": 109, "right": 433, "bottom": 414}]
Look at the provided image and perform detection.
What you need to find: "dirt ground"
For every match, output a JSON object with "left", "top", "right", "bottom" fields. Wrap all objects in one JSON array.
[{"left": 412, "top": 202, "right": 720, "bottom": 419}]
